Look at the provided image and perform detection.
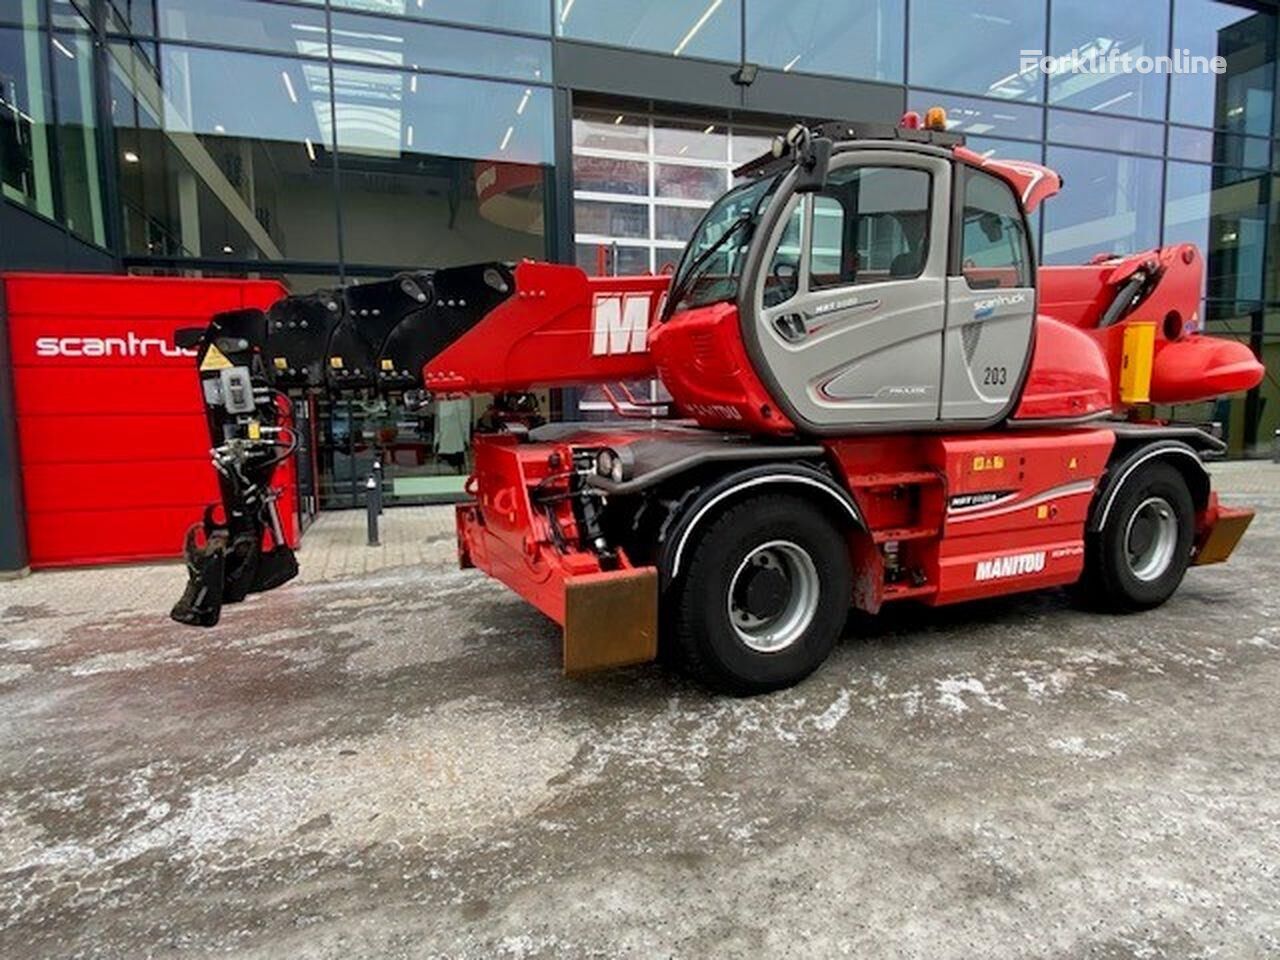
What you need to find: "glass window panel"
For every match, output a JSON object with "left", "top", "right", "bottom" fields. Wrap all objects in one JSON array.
[
  {"left": 1043, "top": 146, "right": 1162, "bottom": 264},
  {"left": 655, "top": 204, "right": 705, "bottom": 242},
  {"left": 806, "top": 166, "right": 931, "bottom": 289},
  {"left": 0, "top": 26, "right": 55, "bottom": 219},
  {"left": 731, "top": 128, "right": 780, "bottom": 164},
  {"left": 0, "top": 0, "right": 43, "bottom": 28},
  {"left": 907, "top": 91, "right": 1043, "bottom": 141},
  {"left": 50, "top": 0, "right": 89, "bottom": 31},
  {"left": 909, "top": 0, "right": 1046, "bottom": 102},
  {"left": 746, "top": 0, "right": 904, "bottom": 82},
  {"left": 965, "top": 136, "right": 1043, "bottom": 163},
  {"left": 322, "top": 0, "right": 550, "bottom": 36},
  {"left": 575, "top": 199, "right": 647, "bottom": 239},
  {"left": 573, "top": 110, "right": 647, "bottom": 153},
  {"left": 331, "top": 67, "right": 552, "bottom": 266},
  {"left": 655, "top": 162, "right": 724, "bottom": 202},
  {"left": 50, "top": 31, "right": 104, "bottom": 244},
  {"left": 156, "top": 0, "right": 329, "bottom": 58},
  {"left": 109, "top": 42, "right": 340, "bottom": 261},
  {"left": 575, "top": 242, "right": 651, "bottom": 276},
  {"left": 1164, "top": 161, "right": 1267, "bottom": 302},
  {"left": 1047, "top": 0, "right": 1169, "bottom": 119},
  {"left": 653, "top": 119, "right": 726, "bottom": 161},
  {"left": 331, "top": 65, "right": 552, "bottom": 165},
  {"left": 765, "top": 202, "right": 804, "bottom": 307},
  {"left": 961, "top": 168, "right": 1031, "bottom": 289},
  {"left": 339, "top": 153, "right": 547, "bottom": 268},
  {"left": 330, "top": 12, "right": 551, "bottom": 83},
  {"left": 573, "top": 154, "right": 647, "bottom": 196},
  {"left": 1170, "top": 0, "right": 1275, "bottom": 135},
  {"left": 1047, "top": 110, "right": 1165, "bottom": 156},
  {"left": 1169, "top": 125, "right": 1270, "bottom": 170},
  {"left": 556, "top": 0, "right": 740, "bottom": 63},
  {"left": 106, "top": 0, "right": 156, "bottom": 36}
]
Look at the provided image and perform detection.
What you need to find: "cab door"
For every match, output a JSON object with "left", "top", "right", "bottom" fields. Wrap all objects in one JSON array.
[
  {"left": 939, "top": 166, "right": 1037, "bottom": 422},
  {"left": 749, "top": 153, "right": 951, "bottom": 429}
]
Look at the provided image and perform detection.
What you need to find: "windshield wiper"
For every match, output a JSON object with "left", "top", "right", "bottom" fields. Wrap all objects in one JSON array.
[{"left": 663, "top": 212, "right": 754, "bottom": 319}]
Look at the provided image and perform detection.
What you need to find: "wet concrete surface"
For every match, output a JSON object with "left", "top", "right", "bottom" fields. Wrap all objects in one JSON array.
[{"left": 1, "top": 465, "right": 1278, "bottom": 958}]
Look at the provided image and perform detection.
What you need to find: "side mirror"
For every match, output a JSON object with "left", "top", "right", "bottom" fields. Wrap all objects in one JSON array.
[
  {"left": 980, "top": 211, "right": 1004, "bottom": 243},
  {"left": 794, "top": 136, "right": 832, "bottom": 194}
]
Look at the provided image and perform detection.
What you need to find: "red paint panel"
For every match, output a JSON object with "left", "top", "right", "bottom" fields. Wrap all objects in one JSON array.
[
  {"left": 3, "top": 273, "right": 295, "bottom": 569},
  {"left": 16, "top": 414, "right": 212, "bottom": 464}
]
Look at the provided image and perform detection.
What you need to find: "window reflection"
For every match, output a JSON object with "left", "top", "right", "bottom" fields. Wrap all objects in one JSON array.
[
  {"left": 324, "top": 0, "right": 550, "bottom": 37},
  {"left": 909, "top": 0, "right": 1046, "bottom": 101},
  {"left": 1047, "top": 0, "right": 1169, "bottom": 119},
  {"left": 330, "top": 12, "right": 551, "bottom": 82},
  {"left": 556, "top": 0, "right": 740, "bottom": 62},
  {"left": 746, "top": 0, "right": 904, "bottom": 82},
  {"left": 907, "top": 91, "right": 1043, "bottom": 141},
  {"left": 1165, "top": 161, "right": 1268, "bottom": 302},
  {"left": 156, "top": 0, "right": 329, "bottom": 58},
  {"left": 330, "top": 64, "right": 551, "bottom": 165},
  {"left": 330, "top": 65, "right": 551, "bottom": 267},
  {"left": 50, "top": 30, "right": 104, "bottom": 243},
  {"left": 109, "top": 41, "right": 340, "bottom": 260},
  {"left": 1043, "top": 146, "right": 1162, "bottom": 264},
  {"left": 1168, "top": 125, "right": 1270, "bottom": 169},
  {"left": 0, "top": 26, "right": 55, "bottom": 219},
  {"left": 1171, "top": 0, "right": 1276, "bottom": 134},
  {"left": 0, "top": 0, "right": 43, "bottom": 28},
  {"left": 1047, "top": 111, "right": 1165, "bottom": 156}
]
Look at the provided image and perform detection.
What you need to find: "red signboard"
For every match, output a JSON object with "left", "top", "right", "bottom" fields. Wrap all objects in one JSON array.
[{"left": 2, "top": 273, "right": 298, "bottom": 568}]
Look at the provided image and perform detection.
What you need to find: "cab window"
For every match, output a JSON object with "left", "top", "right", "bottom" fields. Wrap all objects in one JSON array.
[
  {"left": 960, "top": 168, "right": 1031, "bottom": 290},
  {"left": 807, "top": 166, "right": 931, "bottom": 290},
  {"left": 764, "top": 201, "right": 804, "bottom": 308}
]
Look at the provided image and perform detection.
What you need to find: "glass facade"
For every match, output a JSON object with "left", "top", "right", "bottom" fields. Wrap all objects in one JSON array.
[
  {"left": 0, "top": 0, "right": 1277, "bottom": 486},
  {"left": 0, "top": 0, "right": 104, "bottom": 242}
]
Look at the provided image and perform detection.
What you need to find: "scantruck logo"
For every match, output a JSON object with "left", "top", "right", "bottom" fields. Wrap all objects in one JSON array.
[
  {"left": 974, "top": 551, "right": 1046, "bottom": 582},
  {"left": 591, "top": 293, "right": 651, "bottom": 356},
  {"left": 35, "top": 333, "right": 195, "bottom": 359}
]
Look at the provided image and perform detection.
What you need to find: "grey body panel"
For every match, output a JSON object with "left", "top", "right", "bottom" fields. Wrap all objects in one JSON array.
[
  {"left": 940, "top": 279, "right": 1036, "bottom": 420},
  {"left": 748, "top": 151, "right": 952, "bottom": 427}
]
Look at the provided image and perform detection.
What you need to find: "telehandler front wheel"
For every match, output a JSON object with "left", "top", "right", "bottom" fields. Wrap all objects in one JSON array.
[
  {"left": 670, "top": 495, "right": 852, "bottom": 696},
  {"left": 1083, "top": 461, "right": 1195, "bottom": 612}
]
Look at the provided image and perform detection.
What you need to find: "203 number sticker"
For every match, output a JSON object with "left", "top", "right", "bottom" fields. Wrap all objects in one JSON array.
[{"left": 982, "top": 366, "right": 1008, "bottom": 386}]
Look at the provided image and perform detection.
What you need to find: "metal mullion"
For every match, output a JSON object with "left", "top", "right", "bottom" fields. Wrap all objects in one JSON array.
[{"left": 325, "top": 0, "right": 345, "bottom": 282}]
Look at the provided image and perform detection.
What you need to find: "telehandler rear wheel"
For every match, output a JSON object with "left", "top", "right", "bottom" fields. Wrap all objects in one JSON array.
[
  {"left": 671, "top": 494, "right": 852, "bottom": 696},
  {"left": 1083, "top": 461, "right": 1195, "bottom": 612}
]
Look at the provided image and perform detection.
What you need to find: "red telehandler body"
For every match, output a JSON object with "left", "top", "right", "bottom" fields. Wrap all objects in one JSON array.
[{"left": 171, "top": 118, "right": 1263, "bottom": 694}]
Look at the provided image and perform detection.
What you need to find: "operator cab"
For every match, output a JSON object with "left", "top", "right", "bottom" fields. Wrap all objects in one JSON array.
[{"left": 661, "top": 113, "right": 1054, "bottom": 433}]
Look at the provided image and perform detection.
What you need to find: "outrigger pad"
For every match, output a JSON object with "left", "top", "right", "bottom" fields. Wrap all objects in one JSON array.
[{"left": 170, "top": 522, "right": 229, "bottom": 628}]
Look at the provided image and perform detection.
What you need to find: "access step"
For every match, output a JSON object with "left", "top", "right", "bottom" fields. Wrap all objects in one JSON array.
[{"left": 882, "top": 582, "right": 939, "bottom": 602}]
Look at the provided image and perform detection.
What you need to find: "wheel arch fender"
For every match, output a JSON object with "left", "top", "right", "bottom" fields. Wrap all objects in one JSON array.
[
  {"left": 1089, "top": 440, "right": 1210, "bottom": 533},
  {"left": 658, "top": 463, "right": 863, "bottom": 586}
]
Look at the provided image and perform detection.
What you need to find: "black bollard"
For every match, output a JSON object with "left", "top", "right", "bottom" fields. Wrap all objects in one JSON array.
[{"left": 366, "top": 476, "right": 380, "bottom": 547}]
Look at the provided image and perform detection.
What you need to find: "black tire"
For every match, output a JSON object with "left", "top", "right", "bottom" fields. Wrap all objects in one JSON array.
[
  {"left": 670, "top": 494, "right": 852, "bottom": 696},
  {"left": 1083, "top": 461, "right": 1195, "bottom": 612}
]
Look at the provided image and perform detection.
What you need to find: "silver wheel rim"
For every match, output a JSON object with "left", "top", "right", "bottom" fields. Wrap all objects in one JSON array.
[
  {"left": 1124, "top": 496, "right": 1179, "bottom": 582},
  {"left": 727, "top": 540, "right": 821, "bottom": 653}
]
